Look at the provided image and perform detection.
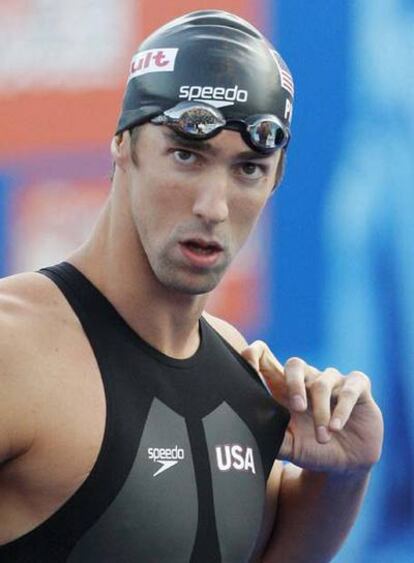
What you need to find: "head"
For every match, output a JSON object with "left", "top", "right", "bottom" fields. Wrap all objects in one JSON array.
[{"left": 112, "top": 10, "right": 294, "bottom": 295}]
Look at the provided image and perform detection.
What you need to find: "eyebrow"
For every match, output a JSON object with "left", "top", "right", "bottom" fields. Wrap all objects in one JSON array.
[
  {"left": 236, "top": 150, "right": 273, "bottom": 162},
  {"left": 163, "top": 130, "right": 219, "bottom": 155},
  {"left": 163, "top": 129, "right": 274, "bottom": 162}
]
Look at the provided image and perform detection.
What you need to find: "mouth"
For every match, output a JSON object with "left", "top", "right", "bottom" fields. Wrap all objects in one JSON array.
[
  {"left": 180, "top": 238, "right": 223, "bottom": 255},
  {"left": 179, "top": 238, "right": 224, "bottom": 267}
]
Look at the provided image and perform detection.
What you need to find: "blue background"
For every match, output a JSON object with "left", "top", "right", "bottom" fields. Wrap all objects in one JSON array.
[{"left": 265, "top": 1, "right": 414, "bottom": 561}]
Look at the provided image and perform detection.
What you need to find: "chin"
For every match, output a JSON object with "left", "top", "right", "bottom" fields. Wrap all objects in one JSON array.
[
  {"left": 161, "top": 277, "right": 220, "bottom": 296},
  {"left": 156, "top": 268, "right": 224, "bottom": 296},
  {"left": 150, "top": 254, "right": 229, "bottom": 296}
]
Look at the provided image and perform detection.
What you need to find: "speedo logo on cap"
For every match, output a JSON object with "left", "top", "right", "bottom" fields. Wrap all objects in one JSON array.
[
  {"left": 128, "top": 48, "right": 179, "bottom": 81},
  {"left": 179, "top": 85, "right": 249, "bottom": 108}
]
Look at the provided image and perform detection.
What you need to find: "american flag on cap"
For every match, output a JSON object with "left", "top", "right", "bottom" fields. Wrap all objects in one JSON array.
[{"left": 271, "top": 50, "right": 295, "bottom": 98}]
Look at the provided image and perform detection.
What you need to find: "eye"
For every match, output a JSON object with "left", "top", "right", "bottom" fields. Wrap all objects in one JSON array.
[
  {"left": 173, "top": 150, "right": 197, "bottom": 165},
  {"left": 237, "top": 162, "right": 266, "bottom": 180}
]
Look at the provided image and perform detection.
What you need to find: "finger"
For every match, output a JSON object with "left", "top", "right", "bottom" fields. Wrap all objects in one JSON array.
[
  {"left": 284, "top": 357, "right": 308, "bottom": 412},
  {"left": 309, "top": 368, "right": 342, "bottom": 442},
  {"left": 242, "top": 342, "right": 290, "bottom": 406},
  {"left": 241, "top": 340, "right": 284, "bottom": 375},
  {"left": 240, "top": 340, "right": 267, "bottom": 371},
  {"left": 329, "top": 371, "right": 371, "bottom": 431},
  {"left": 307, "top": 364, "right": 319, "bottom": 379}
]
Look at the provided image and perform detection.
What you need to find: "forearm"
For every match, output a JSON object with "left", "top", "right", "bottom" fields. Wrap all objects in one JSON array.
[{"left": 262, "top": 464, "right": 370, "bottom": 563}]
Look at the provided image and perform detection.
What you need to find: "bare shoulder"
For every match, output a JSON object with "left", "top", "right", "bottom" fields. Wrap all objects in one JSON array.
[
  {"left": 0, "top": 270, "right": 64, "bottom": 313},
  {"left": 0, "top": 271, "right": 47, "bottom": 354},
  {"left": 0, "top": 271, "right": 76, "bottom": 463},
  {"left": 0, "top": 271, "right": 74, "bottom": 355},
  {"left": 202, "top": 312, "right": 248, "bottom": 353}
]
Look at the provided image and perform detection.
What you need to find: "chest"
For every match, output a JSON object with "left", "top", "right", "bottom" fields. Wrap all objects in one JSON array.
[{"left": 71, "top": 332, "right": 285, "bottom": 562}]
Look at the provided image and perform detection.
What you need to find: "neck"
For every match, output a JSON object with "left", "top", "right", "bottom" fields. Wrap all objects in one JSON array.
[{"left": 68, "top": 189, "right": 209, "bottom": 360}]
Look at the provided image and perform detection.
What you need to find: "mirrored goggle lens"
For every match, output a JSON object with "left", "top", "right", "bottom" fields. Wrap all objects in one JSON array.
[
  {"left": 158, "top": 103, "right": 226, "bottom": 138},
  {"left": 151, "top": 103, "right": 290, "bottom": 152},
  {"left": 247, "top": 118, "right": 288, "bottom": 150}
]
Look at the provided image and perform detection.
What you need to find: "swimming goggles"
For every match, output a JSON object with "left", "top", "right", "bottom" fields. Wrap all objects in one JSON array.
[{"left": 151, "top": 102, "right": 290, "bottom": 154}]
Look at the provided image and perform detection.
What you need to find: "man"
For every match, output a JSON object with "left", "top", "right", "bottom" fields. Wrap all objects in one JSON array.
[{"left": 0, "top": 9, "right": 383, "bottom": 562}]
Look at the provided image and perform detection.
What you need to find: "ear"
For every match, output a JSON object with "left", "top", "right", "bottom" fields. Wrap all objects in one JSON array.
[{"left": 110, "top": 131, "right": 131, "bottom": 172}]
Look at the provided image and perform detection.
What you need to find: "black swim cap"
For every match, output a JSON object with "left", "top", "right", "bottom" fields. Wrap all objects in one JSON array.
[{"left": 116, "top": 10, "right": 294, "bottom": 140}]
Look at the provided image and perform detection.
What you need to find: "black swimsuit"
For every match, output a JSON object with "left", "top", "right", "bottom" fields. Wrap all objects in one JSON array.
[{"left": 0, "top": 263, "right": 289, "bottom": 562}]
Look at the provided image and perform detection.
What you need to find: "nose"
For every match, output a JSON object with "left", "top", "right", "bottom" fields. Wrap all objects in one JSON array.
[{"left": 192, "top": 168, "right": 229, "bottom": 225}]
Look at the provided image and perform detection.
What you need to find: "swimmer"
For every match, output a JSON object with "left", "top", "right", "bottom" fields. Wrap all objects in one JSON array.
[{"left": 0, "top": 10, "right": 383, "bottom": 562}]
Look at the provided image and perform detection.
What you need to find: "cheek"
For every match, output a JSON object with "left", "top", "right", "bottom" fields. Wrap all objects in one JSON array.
[
  {"left": 229, "top": 192, "right": 269, "bottom": 241},
  {"left": 132, "top": 168, "right": 192, "bottom": 240}
]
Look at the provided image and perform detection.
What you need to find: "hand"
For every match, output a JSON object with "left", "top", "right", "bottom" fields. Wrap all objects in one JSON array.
[{"left": 241, "top": 341, "right": 384, "bottom": 475}]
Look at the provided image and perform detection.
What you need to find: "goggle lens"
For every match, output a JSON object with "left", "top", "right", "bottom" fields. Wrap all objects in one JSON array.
[
  {"left": 151, "top": 103, "right": 289, "bottom": 153},
  {"left": 248, "top": 118, "right": 287, "bottom": 150}
]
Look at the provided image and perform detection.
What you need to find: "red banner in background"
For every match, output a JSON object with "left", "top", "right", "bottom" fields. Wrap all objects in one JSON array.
[{"left": 0, "top": 0, "right": 260, "bottom": 157}]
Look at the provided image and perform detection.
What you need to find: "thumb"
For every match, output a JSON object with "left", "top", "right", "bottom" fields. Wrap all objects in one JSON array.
[
  {"left": 241, "top": 340, "right": 284, "bottom": 375},
  {"left": 241, "top": 341, "right": 289, "bottom": 407},
  {"left": 241, "top": 340, "right": 269, "bottom": 371},
  {"left": 241, "top": 343, "right": 261, "bottom": 371}
]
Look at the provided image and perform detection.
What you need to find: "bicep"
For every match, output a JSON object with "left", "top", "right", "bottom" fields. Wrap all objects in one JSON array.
[{"left": 0, "top": 281, "right": 47, "bottom": 465}]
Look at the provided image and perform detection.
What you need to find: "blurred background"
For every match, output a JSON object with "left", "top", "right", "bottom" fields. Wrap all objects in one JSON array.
[{"left": 0, "top": 1, "right": 413, "bottom": 561}]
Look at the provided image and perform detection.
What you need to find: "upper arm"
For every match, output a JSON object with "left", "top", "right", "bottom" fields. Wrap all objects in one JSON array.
[{"left": 0, "top": 278, "right": 42, "bottom": 465}]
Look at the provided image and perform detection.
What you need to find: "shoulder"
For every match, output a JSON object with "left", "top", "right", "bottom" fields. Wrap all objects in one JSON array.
[
  {"left": 0, "top": 269, "right": 60, "bottom": 310},
  {"left": 0, "top": 269, "right": 83, "bottom": 379},
  {"left": 0, "top": 269, "right": 79, "bottom": 332},
  {"left": 202, "top": 312, "right": 248, "bottom": 354},
  {"left": 0, "top": 270, "right": 71, "bottom": 347},
  {"left": 0, "top": 271, "right": 48, "bottom": 348}
]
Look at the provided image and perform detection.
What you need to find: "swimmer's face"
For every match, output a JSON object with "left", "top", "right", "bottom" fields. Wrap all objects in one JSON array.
[{"left": 123, "top": 124, "right": 279, "bottom": 295}]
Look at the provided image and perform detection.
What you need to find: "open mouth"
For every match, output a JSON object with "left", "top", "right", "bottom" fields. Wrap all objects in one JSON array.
[
  {"left": 181, "top": 239, "right": 223, "bottom": 256},
  {"left": 179, "top": 238, "right": 224, "bottom": 267},
  {"left": 181, "top": 239, "right": 223, "bottom": 255}
]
